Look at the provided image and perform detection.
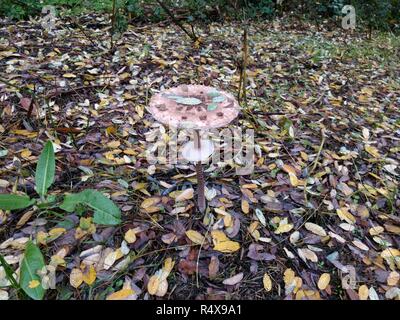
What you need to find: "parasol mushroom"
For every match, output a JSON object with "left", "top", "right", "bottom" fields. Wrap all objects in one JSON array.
[{"left": 148, "top": 84, "right": 240, "bottom": 213}]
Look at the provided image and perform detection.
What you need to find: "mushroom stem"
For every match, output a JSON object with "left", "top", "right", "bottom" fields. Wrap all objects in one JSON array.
[
  {"left": 195, "top": 161, "right": 206, "bottom": 213},
  {"left": 194, "top": 130, "right": 206, "bottom": 213}
]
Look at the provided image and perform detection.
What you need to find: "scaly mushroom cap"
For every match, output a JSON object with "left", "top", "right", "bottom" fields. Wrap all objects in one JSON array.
[{"left": 148, "top": 85, "right": 240, "bottom": 129}]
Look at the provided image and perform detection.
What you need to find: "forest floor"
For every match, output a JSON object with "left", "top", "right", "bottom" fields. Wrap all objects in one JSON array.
[{"left": 0, "top": 15, "right": 399, "bottom": 300}]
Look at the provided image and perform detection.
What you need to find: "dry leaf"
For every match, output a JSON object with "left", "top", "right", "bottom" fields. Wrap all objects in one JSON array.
[
  {"left": 336, "top": 208, "right": 356, "bottom": 224},
  {"left": 124, "top": 229, "right": 137, "bottom": 244},
  {"left": 263, "top": 273, "right": 272, "bottom": 292},
  {"left": 275, "top": 223, "right": 294, "bottom": 234},
  {"left": 147, "top": 275, "right": 160, "bottom": 295},
  {"left": 214, "top": 241, "right": 240, "bottom": 253},
  {"left": 82, "top": 265, "right": 96, "bottom": 285},
  {"left": 70, "top": 268, "right": 83, "bottom": 288},
  {"left": 305, "top": 222, "right": 327, "bottom": 237},
  {"left": 175, "top": 188, "right": 194, "bottom": 202},
  {"left": 358, "top": 285, "right": 369, "bottom": 300},
  {"left": 106, "top": 288, "right": 135, "bottom": 300},
  {"left": 317, "top": 273, "right": 330, "bottom": 290},
  {"left": 223, "top": 272, "right": 243, "bottom": 285},
  {"left": 185, "top": 230, "right": 205, "bottom": 245}
]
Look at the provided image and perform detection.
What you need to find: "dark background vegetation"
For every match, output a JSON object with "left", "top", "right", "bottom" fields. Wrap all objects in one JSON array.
[{"left": 1, "top": 0, "right": 400, "bottom": 34}]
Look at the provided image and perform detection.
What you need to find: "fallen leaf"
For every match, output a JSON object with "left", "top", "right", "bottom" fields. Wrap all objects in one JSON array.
[
  {"left": 70, "top": 268, "right": 83, "bottom": 288},
  {"left": 185, "top": 230, "right": 205, "bottom": 245},
  {"left": 106, "top": 288, "right": 135, "bottom": 300},
  {"left": 175, "top": 188, "right": 194, "bottom": 202},
  {"left": 358, "top": 285, "right": 369, "bottom": 300},
  {"left": 317, "top": 273, "right": 330, "bottom": 290},
  {"left": 305, "top": 222, "right": 327, "bottom": 237},
  {"left": 263, "top": 273, "right": 272, "bottom": 292},
  {"left": 223, "top": 272, "right": 243, "bottom": 285}
]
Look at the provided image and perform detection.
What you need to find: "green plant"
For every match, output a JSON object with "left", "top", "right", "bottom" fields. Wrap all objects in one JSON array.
[
  {"left": 0, "top": 140, "right": 122, "bottom": 225},
  {"left": 0, "top": 140, "right": 122, "bottom": 300}
]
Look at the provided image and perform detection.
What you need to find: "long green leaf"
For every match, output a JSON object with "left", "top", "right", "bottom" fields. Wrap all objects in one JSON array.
[
  {"left": 0, "top": 194, "right": 35, "bottom": 210},
  {"left": 19, "top": 241, "right": 46, "bottom": 300},
  {"left": 60, "top": 189, "right": 121, "bottom": 226},
  {"left": 0, "top": 254, "right": 20, "bottom": 290},
  {"left": 35, "top": 140, "right": 55, "bottom": 197}
]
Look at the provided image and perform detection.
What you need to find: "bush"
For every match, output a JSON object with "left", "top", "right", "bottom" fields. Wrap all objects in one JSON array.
[{"left": 0, "top": 0, "right": 398, "bottom": 34}]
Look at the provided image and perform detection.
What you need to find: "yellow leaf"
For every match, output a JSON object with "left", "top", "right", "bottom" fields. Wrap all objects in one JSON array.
[
  {"left": 213, "top": 240, "right": 240, "bottom": 253},
  {"left": 241, "top": 184, "right": 258, "bottom": 189},
  {"left": 106, "top": 126, "right": 117, "bottom": 135},
  {"left": 123, "top": 148, "right": 137, "bottom": 156},
  {"left": 155, "top": 279, "right": 168, "bottom": 297},
  {"left": 305, "top": 223, "right": 327, "bottom": 237},
  {"left": 106, "top": 289, "right": 135, "bottom": 300},
  {"left": 48, "top": 228, "right": 66, "bottom": 237},
  {"left": 211, "top": 230, "right": 229, "bottom": 243},
  {"left": 359, "top": 285, "right": 369, "bottom": 300},
  {"left": 162, "top": 257, "right": 175, "bottom": 276},
  {"left": 289, "top": 173, "right": 299, "bottom": 187},
  {"left": 365, "top": 145, "right": 380, "bottom": 158},
  {"left": 141, "top": 197, "right": 159, "bottom": 209},
  {"left": 62, "top": 73, "right": 76, "bottom": 78},
  {"left": 387, "top": 271, "right": 399, "bottom": 286},
  {"left": 36, "top": 231, "right": 48, "bottom": 245},
  {"left": 336, "top": 208, "right": 356, "bottom": 224},
  {"left": 70, "top": 268, "right": 83, "bottom": 288},
  {"left": 241, "top": 199, "right": 249, "bottom": 214},
  {"left": 275, "top": 223, "right": 294, "bottom": 234},
  {"left": 317, "top": 273, "right": 330, "bottom": 290},
  {"left": 124, "top": 229, "right": 137, "bottom": 244},
  {"left": 147, "top": 275, "right": 160, "bottom": 295},
  {"left": 381, "top": 248, "right": 400, "bottom": 258},
  {"left": 263, "top": 274, "right": 272, "bottom": 292},
  {"left": 20, "top": 149, "right": 32, "bottom": 158},
  {"left": 284, "top": 268, "right": 295, "bottom": 286},
  {"left": 11, "top": 130, "right": 37, "bottom": 138},
  {"left": 82, "top": 265, "right": 96, "bottom": 285},
  {"left": 28, "top": 279, "right": 40, "bottom": 289},
  {"left": 107, "top": 140, "right": 121, "bottom": 149},
  {"left": 248, "top": 221, "right": 260, "bottom": 241},
  {"left": 185, "top": 230, "right": 205, "bottom": 245},
  {"left": 282, "top": 164, "right": 297, "bottom": 175},
  {"left": 175, "top": 188, "right": 194, "bottom": 202}
]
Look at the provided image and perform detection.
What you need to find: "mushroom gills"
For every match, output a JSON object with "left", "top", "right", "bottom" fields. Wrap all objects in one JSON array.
[{"left": 181, "top": 139, "right": 215, "bottom": 162}]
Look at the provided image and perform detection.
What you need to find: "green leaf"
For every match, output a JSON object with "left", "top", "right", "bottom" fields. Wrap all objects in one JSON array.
[
  {"left": 176, "top": 97, "right": 202, "bottom": 105},
  {"left": 212, "top": 95, "right": 225, "bottom": 103},
  {"left": 20, "top": 241, "right": 46, "bottom": 300},
  {"left": 0, "top": 194, "right": 35, "bottom": 210},
  {"left": 207, "top": 103, "right": 218, "bottom": 111},
  {"left": 0, "top": 254, "right": 20, "bottom": 290},
  {"left": 207, "top": 91, "right": 220, "bottom": 98},
  {"left": 60, "top": 189, "right": 121, "bottom": 226},
  {"left": 35, "top": 141, "right": 55, "bottom": 197}
]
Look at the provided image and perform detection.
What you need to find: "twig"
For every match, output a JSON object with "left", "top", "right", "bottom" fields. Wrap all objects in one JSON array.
[{"left": 110, "top": 0, "right": 117, "bottom": 49}]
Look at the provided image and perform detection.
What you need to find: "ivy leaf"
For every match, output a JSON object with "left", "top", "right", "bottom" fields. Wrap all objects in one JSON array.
[
  {"left": 0, "top": 194, "right": 35, "bottom": 210},
  {"left": 20, "top": 241, "right": 46, "bottom": 300},
  {"left": 60, "top": 189, "right": 121, "bottom": 226},
  {"left": 35, "top": 141, "right": 55, "bottom": 197}
]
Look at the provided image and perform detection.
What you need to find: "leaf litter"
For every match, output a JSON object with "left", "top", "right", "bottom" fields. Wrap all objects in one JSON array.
[{"left": 0, "top": 15, "right": 399, "bottom": 300}]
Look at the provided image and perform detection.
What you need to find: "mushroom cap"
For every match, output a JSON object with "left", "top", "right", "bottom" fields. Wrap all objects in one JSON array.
[{"left": 148, "top": 85, "right": 240, "bottom": 130}]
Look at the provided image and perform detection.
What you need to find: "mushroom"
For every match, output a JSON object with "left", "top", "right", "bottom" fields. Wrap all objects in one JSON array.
[{"left": 148, "top": 84, "right": 240, "bottom": 213}]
